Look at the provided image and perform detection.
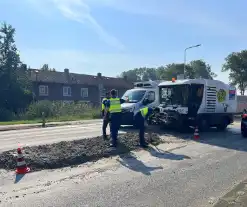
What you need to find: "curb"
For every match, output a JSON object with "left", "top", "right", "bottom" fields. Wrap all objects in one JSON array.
[
  {"left": 0, "top": 116, "right": 241, "bottom": 132},
  {"left": 0, "top": 120, "right": 102, "bottom": 132},
  {"left": 0, "top": 123, "right": 63, "bottom": 132}
]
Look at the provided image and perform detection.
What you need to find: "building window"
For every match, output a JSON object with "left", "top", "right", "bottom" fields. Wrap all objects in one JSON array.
[
  {"left": 63, "top": 86, "right": 71, "bottom": 96},
  {"left": 81, "top": 88, "right": 89, "bottom": 98},
  {"left": 39, "top": 85, "right": 48, "bottom": 96}
]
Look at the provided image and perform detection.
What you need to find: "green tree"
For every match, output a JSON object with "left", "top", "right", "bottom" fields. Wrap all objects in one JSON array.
[
  {"left": 158, "top": 61, "right": 216, "bottom": 80},
  {"left": 136, "top": 67, "right": 158, "bottom": 81},
  {"left": 0, "top": 22, "right": 32, "bottom": 120},
  {"left": 40, "top": 64, "right": 49, "bottom": 71},
  {"left": 222, "top": 50, "right": 247, "bottom": 95},
  {"left": 120, "top": 67, "right": 158, "bottom": 82},
  {"left": 40, "top": 64, "right": 56, "bottom": 71},
  {"left": 120, "top": 60, "right": 216, "bottom": 82},
  {"left": 121, "top": 69, "right": 140, "bottom": 82},
  {"left": 157, "top": 64, "right": 195, "bottom": 80},
  {"left": 189, "top": 60, "right": 216, "bottom": 79}
]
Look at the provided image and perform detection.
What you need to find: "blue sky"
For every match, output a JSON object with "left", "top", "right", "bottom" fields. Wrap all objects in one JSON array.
[{"left": 1, "top": 0, "right": 247, "bottom": 83}]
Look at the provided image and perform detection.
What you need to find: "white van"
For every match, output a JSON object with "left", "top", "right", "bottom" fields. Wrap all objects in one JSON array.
[
  {"left": 120, "top": 80, "right": 161, "bottom": 125},
  {"left": 155, "top": 78, "right": 237, "bottom": 131}
]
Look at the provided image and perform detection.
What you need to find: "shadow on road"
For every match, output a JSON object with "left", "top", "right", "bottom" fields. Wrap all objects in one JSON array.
[
  {"left": 120, "top": 123, "right": 247, "bottom": 153},
  {"left": 14, "top": 174, "right": 25, "bottom": 184},
  {"left": 117, "top": 153, "right": 163, "bottom": 175},
  {"left": 146, "top": 146, "right": 191, "bottom": 160}
]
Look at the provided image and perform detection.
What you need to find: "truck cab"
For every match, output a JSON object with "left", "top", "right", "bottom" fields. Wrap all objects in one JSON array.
[
  {"left": 120, "top": 81, "right": 161, "bottom": 126},
  {"left": 156, "top": 78, "right": 237, "bottom": 131}
]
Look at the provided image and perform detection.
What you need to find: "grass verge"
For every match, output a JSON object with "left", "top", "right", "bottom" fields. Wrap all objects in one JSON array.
[
  {"left": 0, "top": 133, "right": 162, "bottom": 172},
  {"left": 0, "top": 100, "right": 101, "bottom": 125}
]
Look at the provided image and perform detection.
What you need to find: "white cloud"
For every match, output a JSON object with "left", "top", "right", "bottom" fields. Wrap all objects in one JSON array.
[
  {"left": 85, "top": 0, "right": 246, "bottom": 37},
  {"left": 24, "top": 0, "right": 125, "bottom": 50}
]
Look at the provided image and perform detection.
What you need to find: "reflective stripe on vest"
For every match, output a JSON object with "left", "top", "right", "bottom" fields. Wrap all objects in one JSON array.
[
  {"left": 109, "top": 98, "right": 121, "bottom": 113},
  {"left": 102, "top": 98, "right": 107, "bottom": 110},
  {"left": 140, "top": 107, "right": 148, "bottom": 118}
]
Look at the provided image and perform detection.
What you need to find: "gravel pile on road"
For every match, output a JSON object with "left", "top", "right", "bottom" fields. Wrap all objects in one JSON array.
[{"left": 0, "top": 132, "right": 162, "bottom": 172}]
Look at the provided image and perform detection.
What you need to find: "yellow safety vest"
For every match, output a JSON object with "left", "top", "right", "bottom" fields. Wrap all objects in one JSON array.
[
  {"left": 109, "top": 98, "right": 121, "bottom": 113},
  {"left": 140, "top": 107, "right": 148, "bottom": 118},
  {"left": 102, "top": 98, "right": 107, "bottom": 110}
]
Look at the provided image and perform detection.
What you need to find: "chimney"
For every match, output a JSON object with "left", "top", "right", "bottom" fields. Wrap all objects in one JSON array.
[
  {"left": 97, "top": 72, "right": 102, "bottom": 78},
  {"left": 34, "top": 70, "right": 39, "bottom": 81},
  {"left": 123, "top": 75, "right": 127, "bottom": 81},
  {"left": 64, "top": 68, "right": 70, "bottom": 83},
  {"left": 64, "top": 68, "right": 69, "bottom": 73}
]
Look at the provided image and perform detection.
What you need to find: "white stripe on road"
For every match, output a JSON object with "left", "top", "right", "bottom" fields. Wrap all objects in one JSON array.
[
  {"left": 0, "top": 124, "right": 103, "bottom": 140},
  {"left": 0, "top": 122, "right": 128, "bottom": 151},
  {"left": 0, "top": 123, "right": 102, "bottom": 135}
]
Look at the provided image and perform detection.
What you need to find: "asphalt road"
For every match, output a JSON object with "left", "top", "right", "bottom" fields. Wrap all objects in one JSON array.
[
  {"left": 0, "top": 120, "right": 106, "bottom": 152},
  {"left": 1, "top": 122, "right": 247, "bottom": 207}
]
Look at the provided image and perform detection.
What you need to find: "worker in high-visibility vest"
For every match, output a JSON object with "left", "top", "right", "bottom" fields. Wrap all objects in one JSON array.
[
  {"left": 104, "top": 89, "right": 125, "bottom": 147},
  {"left": 134, "top": 107, "right": 154, "bottom": 148},
  {"left": 101, "top": 91, "right": 111, "bottom": 139}
]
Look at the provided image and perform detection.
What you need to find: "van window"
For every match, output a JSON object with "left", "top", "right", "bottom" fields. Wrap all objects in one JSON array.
[{"left": 122, "top": 89, "right": 146, "bottom": 103}]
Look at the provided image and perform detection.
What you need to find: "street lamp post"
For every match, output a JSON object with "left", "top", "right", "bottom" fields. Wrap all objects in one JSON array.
[{"left": 183, "top": 44, "right": 201, "bottom": 77}]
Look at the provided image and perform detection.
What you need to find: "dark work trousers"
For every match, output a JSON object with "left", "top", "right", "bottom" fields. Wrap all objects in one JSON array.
[
  {"left": 102, "top": 110, "right": 110, "bottom": 137},
  {"left": 110, "top": 112, "right": 121, "bottom": 146},
  {"left": 102, "top": 119, "right": 109, "bottom": 136},
  {"left": 134, "top": 112, "right": 146, "bottom": 145}
]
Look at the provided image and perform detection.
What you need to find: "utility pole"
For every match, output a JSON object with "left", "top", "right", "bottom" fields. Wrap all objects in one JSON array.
[{"left": 183, "top": 44, "right": 201, "bottom": 77}]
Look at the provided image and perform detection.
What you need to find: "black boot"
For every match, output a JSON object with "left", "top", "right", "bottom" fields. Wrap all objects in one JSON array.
[
  {"left": 110, "top": 143, "right": 117, "bottom": 147},
  {"left": 140, "top": 142, "right": 148, "bottom": 148},
  {"left": 110, "top": 139, "right": 117, "bottom": 147}
]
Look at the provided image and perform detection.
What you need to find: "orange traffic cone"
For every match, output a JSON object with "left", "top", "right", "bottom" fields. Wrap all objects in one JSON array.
[
  {"left": 194, "top": 126, "right": 199, "bottom": 139},
  {"left": 16, "top": 147, "right": 30, "bottom": 174}
]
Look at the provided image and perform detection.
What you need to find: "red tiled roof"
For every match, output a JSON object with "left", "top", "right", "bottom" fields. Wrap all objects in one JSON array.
[{"left": 29, "top": 69, "right": 133, "bottom": 88}]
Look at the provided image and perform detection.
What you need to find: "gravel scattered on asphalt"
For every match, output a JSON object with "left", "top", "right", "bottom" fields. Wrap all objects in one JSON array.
[
  {"left": 0, "top": 132, "right": 162, "bottom": 172},
  {"left": 213, "top": 179, "right": 247, "bottom": 207}
]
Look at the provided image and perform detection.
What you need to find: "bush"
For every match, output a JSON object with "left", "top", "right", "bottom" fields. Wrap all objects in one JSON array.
[
  {"left": 24, "top": 100, "right": 101, "bottom": 120},
  {"left": 0, "top": 108, "right": 15, "bottom": 121}
]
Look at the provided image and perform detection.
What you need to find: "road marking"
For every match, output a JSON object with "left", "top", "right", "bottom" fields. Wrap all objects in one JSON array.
[
  {"left": 0, "top": 125, "right": 104, "bottom": 141},
  {"left": 0, "top": 123, "right": 102, "bottom": 134},
  {"left": 0, "top": 123, "right": 102, "bottom": 137}
]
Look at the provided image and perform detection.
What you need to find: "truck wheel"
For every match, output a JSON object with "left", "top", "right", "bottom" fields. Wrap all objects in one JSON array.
[
  {"left": 217, "top": 118, "right": 229, "bottom": 131},
  {"left": 198, "top": 118, "right": 209, "bottom": 132}
]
